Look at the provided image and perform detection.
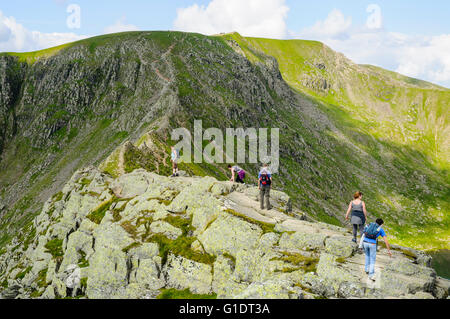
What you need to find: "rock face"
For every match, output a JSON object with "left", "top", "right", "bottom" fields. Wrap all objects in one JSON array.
[{"left": 0, "top": 166, "right": 447, "bottom": 299}]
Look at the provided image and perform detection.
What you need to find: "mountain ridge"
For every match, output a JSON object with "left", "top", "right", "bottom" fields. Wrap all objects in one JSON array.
[
  {"left": 1, "top": 166, "right": 448, "bottom": 299},
  {"left": 0, "top": 31, "right": 448, "bottom": 253}
]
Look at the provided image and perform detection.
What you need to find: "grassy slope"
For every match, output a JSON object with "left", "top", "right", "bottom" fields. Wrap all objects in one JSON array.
[
  {"left": 234, "top": 34, "right": 449, "bottom": 169},
  {"left": 221, "top": 33, "right": 449, "bottom": 250}
]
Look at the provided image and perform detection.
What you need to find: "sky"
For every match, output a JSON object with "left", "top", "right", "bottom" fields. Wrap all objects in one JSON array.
[{"left": 0, "top": 0, "right": 449, "bottom": 88}]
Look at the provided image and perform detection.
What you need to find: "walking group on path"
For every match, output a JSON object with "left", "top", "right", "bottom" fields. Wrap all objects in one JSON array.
[
  {"left": 227, "top": 163, "right": 273, "bottom": 210},
  {"left": 170, "top": 147, "right": 392, "bottom": 281},
  {"left": 346, "top": 191, "right": 392, "bottom": 281}
]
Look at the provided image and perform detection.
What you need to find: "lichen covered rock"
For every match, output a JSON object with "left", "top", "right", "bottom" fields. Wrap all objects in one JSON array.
[
  {"left": 163, "top": 254, "right": 213, "bottom": 294},
  {"left": 0, "top": 167, "right": 446, "bottom": 300}
]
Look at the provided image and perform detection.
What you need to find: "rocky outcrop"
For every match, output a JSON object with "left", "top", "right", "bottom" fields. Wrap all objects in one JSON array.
[
  {"left": 0, "top": 166, "right": 447, "bottom": 299},
  {"left": 0, "top": 55, "right": 27, "bottom": 154}
]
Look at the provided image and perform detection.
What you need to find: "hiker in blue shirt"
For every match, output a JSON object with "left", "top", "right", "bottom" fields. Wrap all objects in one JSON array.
[
  {"left": 362, "top": 218, "right": 392, "bottom": 281},
  {"left": 258, "top": 164, "right": 272, "bottom": 210}
]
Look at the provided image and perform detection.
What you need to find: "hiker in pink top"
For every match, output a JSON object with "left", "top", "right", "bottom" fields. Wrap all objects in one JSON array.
[{"left": 228, "top": 165, "right": 246, "bottom": 184}]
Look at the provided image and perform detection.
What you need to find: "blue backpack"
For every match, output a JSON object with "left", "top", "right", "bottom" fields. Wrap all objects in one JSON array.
[{"left": 364, "top": 222, "right": 380, "bottom": 239}]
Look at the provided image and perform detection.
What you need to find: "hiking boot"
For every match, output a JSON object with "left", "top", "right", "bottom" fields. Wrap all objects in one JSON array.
[{"left": 352, "top": 238, "right": 357, "bottom": 243}]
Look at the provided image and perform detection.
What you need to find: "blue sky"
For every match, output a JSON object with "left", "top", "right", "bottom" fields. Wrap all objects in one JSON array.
[
  {"left": 1, "top": 0, "right": 449, "bottom": 87},
  {"left": 1, "top": 1, "right": 449, "bottom": 36}
]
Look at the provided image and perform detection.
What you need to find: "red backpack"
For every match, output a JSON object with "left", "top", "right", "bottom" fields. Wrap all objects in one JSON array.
[{"left": 260, "top": 172, "right": 271, "bottom": 186}]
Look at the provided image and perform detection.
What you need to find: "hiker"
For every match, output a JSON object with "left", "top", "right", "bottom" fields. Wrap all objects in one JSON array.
[
  {"left": 228, "top": 165, "right": 245, "bottom": 184},
  {"left": 345, "top": 191, "right": 368, "bottom": 243},
  {"left": 171, "top": 146, "right": 179, "bottom": 177},
  {"left": 362, "top": 218, "right": 392, "bottom": 281},
  {"left": 258, "top": 164, "right": 272, "bottom": 210}
]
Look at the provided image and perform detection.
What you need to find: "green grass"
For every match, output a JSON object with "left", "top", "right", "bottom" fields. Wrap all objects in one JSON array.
[
  {"left": 44, "top": 238, "right": 64, "bottom": 259},
  {"left": 21, "top": 222, "right": 36, "bottom": 251},
  {"left": 148, "top": 233, "right": 216, "bottom": 266},
  {"left": 52, "top": 191, "right": 64, "bottom": 202},
  {"left": 80, "top": 277, "right": 88, "bottom": 291},
  {"left": 36, "top": 268, "right": 48, "bottom": 288},
  {"left": 122, "top": 242, "right": 141, "bottom": 253},
  {"left": 30, "top": 289, "right": 44, "bottom": 298},
  {"left": 15, "top": 266, "right": 32, "bottom": 280},
  {"left": 121, "top": 220, "right": 139, "bottom": 239},
  {"left": 4, "top": 43, "right": 73, "bottom": 64},
  {"left": 86, "top": 197, "right": 115, "bottom": 224},
  {"left": 224, "top": 209, "right": 277, "bottom": 234},
  {"left": 77, "top": 251, "right": 90, "bottom": 268},
  {"left": 157, "top": 288, "right": 217, "bottom": 299},
  {"left": 272, "top": 251, "right": 319, "bottom": 273},
  {"left": 164, "top": 215, "right": 195, "bottom": 235},
  {"left": 143, "top": 214, "right": 215, "bottom": 265},
  {"left": 79, "top": 178, "right": 92, "bottom": 188}
]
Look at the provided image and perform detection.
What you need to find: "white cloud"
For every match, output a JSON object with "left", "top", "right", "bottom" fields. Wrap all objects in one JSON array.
[
  {"left": 301, "top": 9, "right": 352, "bottom": 40},
  {"left": 173, "top": 0, "right": 289, "bottom": 39},
  {"left": 103, "top": 16, "right": 140, "bottom": 34},
  {"left": 0, "top": 10, "right": 87, "bottom": 53},
  {"left": 297, "top": 9, "right": 450, "bottom": 88},
  {"left": 396, "top": 34, "right": 450, "bottom": 85}
]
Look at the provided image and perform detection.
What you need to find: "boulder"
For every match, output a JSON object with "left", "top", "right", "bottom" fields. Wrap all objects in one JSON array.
[
  {"left": 299, "top": 272, "right": 334, "bottom": 298},
  {"left": 129, "top": 258, "right": 165, "bottom": 291},
  {"left": 85, "top": 247, "right": 129, "bottom": 299},
  {"left": 233, "top": 279, "right": 293, "bottom": 299},
  {"left": 212, "top": 255, "right": 247, "bottom": 299},
  {"left": 243, "top": 187, "right": 292, "bottom": 212},
  {"left": 338, "top": 281, "right": 365, "bottom": 299},
  {"left": 110, "top": 169, "right": 151, "bottom": 198},
  {"left": 0, "top": 284, "right": 21, "bottom": 299},
  {"left": 60, "top": 231, "right": 94, "bottom": 271},
  {"left": 64, "top": 264, "right": 81, "bottom": 289},
  {"left": 163, "top": 254, "right": 213, "bottom": 294},
  {"left": 278, "top": 231, "right": 327, "bottom": 251},
  {"left": 378, "top": 269, "right": 435, "bottom": 296},
  {"left": 210, "top": 181, "right": 236, "bottom": 196},
  {"left": 198, "top": 213, "right": 262, "bottom": 257},
  {"left": 404, "top": 291, "right": 435, "bottom": 299},
  {"left": 316, "top": 253, "right": 358, "bottom": 295},
  {"left": 149, "top": 221, "right": 182, "bottom": 240},
  {"left": 325, "top": 236, "right": 355, "bottom": 258}
]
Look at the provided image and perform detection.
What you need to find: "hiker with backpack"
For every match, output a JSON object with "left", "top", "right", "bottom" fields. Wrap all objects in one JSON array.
[
  {"left": 171, "top": 146, "right": 180, "bottom": 177},
  {"left": 258, "top": 164, "right": 272, "bottom": 210},
  {"left": 345, "top": 191, "right": 368, "bottom": 243},
  {"left": 361, "top": 218, "right": 392, "bottom": 281},
  {"left": 228, "top": 165, "right": 246, "bottom": 184}
]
